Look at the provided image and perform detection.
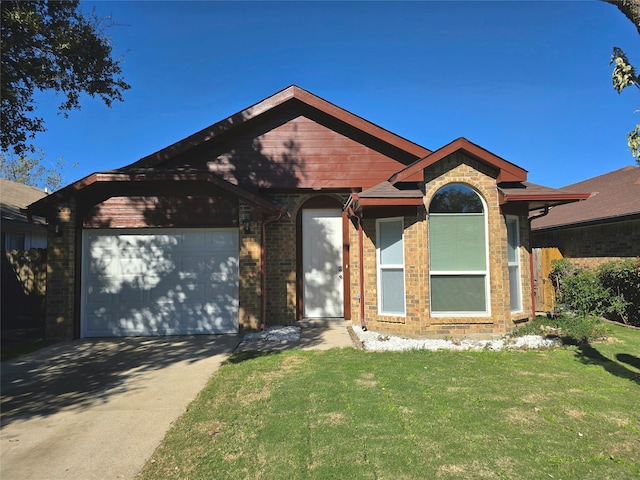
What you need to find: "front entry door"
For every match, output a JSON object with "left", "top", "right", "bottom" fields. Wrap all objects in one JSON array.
[{"left": 302, "top": 209, "right": 344, "bottom": 318}]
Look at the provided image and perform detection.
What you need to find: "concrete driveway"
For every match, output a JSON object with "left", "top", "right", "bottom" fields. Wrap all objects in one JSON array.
[{"left": 1, "top": 335, "right": 241, "bottom": 480}]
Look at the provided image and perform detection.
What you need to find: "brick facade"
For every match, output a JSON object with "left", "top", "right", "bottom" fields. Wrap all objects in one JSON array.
[
  {"left": 238, "top": 201, "right": 262, "bottom": 330},
  {"left": 352, "top": 152, "right": 533, "bottom": 338},
  {"left": 44, "top": 199, "right": 77, "bottom": 339},
  {"left": 261, "top": 192, "right": 349, "bottom": 326},
  {"left": 43, "top": 172, "right": 533, "bottom": 340}
]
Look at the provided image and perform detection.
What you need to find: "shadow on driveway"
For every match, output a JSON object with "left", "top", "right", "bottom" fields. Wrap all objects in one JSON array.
[{"left": 1, "top": 335, "right": 240, "bottom": 428}]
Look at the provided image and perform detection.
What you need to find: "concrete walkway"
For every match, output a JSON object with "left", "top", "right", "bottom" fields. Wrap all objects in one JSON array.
[{"left": 1, "top": 320, "right": 354, "bottom": 480}]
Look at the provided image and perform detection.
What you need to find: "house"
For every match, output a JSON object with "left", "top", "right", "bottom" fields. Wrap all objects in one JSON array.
[
  {"left": 1, "top": 178, "right": 48, "bottom": 250},
  {"left": 27, "top": 86, "right": 590, "bottom": 340},
  {"left": 530, "top": 166, "right": 640, "bottom": 311},
  {"left": 1, "top": 178, "right": 48, "bottom": 333}
]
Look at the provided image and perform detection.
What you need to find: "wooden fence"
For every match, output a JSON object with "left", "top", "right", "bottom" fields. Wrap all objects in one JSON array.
[
  {"left": 532, "top": 247, "right": 563, "bottom": 313},
  {"left": 1, "top": 248, "right": 47, "bottom": 335}
]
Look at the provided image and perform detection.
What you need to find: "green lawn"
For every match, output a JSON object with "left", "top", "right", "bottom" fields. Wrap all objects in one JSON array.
[{"left": 138, "top": 324, "right": 640, "bottom": 479}]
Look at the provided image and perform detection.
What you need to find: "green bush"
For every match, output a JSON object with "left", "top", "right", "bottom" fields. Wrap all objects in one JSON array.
[
  {"left": 511, "top": 314, "right": 609, "bottom": 345},
  {"left": 559, "top": 268, "right": 609, "bottom": 318},
  {"left": 597, "top": 259, "right": 640, "bottom": 326},
  {"left": 511, "top": 318, "right": 544, "bottom": 337},
  {"left": 548, "top": 258, "right": 640, "bottom": 327}
]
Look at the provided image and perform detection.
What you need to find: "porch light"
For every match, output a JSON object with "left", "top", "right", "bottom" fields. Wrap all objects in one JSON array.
[{"left": 242, "top": 218, "right": 251, "bottom": 234}]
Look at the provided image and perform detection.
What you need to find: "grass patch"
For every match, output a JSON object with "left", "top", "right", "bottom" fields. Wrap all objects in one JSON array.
[
  {"left": 1, "top": 338, "right": 57, "bottom": 362},
  {"left": 138, "top": 324, "right": 640, "bottom": 480}
]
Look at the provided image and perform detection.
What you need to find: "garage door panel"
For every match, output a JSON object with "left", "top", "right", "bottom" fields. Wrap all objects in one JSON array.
[{"left": 81, "top": 228, "right": 239, "bottom": 337}]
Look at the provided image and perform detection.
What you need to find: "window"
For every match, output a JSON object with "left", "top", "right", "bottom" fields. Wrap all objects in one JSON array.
[
  {"left": 429, "top": 184, "right": 489, "bottom": 315},
  {"left": 3, "top": 232, "right": 25, "bottom": 250},
  {"left": 506, "top": 216, "right": 522, "bottom": 312},
  {"left": 376, "top": 218, "right": 406, "bottom": 315}
]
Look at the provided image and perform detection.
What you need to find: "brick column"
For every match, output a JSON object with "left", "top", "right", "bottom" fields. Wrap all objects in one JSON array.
[
  {"left": 238, "top": 201, "right": 261, "bottom": 330},
  {"left": 45, "top": 198, "right": 77, "bottom": 339}
]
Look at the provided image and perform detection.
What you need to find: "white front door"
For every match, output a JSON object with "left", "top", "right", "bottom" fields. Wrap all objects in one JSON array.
[{"left": 302, "top": 209, "right": 344, "bottom": 318}]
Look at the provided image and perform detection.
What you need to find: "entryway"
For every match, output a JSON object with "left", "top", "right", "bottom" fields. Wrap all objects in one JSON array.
[{"left": 301, "top": 208, "right": 344, "bottom": 318}]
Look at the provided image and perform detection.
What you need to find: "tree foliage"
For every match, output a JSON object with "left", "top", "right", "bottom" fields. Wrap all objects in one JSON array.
[
  {"left": 0, "top": 149, "right": 76, "bottom": 191},
  {"left": 0, "top": 0, "right": 130, "bottom": 154},
  {"left": 602, "top": 1, "right": 640, "bottom": 164}
]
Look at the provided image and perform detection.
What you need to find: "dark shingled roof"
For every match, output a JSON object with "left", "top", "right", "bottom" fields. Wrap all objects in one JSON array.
[
  {"left": 531, "top": 166, "right": 640, "bottom": 230},
  {"left": 357, "top": 181, "right": 423, "bottom": 199},
  {"left": 1, "top": 178, "right": 48, "bottom": 223}
]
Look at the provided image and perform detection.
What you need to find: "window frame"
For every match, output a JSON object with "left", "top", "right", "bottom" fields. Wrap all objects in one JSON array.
[
  {"left": 506, "top": 215, "right": 523, "bottom": 313},
  {"left": 376, "top": 217, "right": 406, "bottom": 316},
  {"left": 428, "top": 184, "right": 490, "bottom": 317}
]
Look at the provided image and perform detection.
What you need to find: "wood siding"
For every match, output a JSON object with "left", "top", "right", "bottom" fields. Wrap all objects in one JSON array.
[
  {"left": 83, "top": 195, "right": 238, "bottom": 228},
  {"left": 166, "top": 104, "right": 423, "bottom": 190}
]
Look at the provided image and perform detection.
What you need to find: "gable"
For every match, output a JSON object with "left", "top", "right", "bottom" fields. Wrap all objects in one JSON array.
[
  {"left": 392, "top": 137, "right": 527, "bottom": 184},
  {"left": 125, "top": 86, "right": 430, "bottom": 191}
]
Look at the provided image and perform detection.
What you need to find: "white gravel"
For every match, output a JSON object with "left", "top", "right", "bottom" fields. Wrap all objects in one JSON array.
[
  {"left": 242, "top": 325, "right": 301, "bottom": 343},
  {"left": 242, "top": 324, "right": 559, "bottom": 351},
  {"left": 351, "top": 325, "right": 559, "bottom": 351}
]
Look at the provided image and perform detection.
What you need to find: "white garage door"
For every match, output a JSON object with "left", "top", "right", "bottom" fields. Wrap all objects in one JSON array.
[{"left": 81, "top": 228, "right": 239, "bottom": 337}]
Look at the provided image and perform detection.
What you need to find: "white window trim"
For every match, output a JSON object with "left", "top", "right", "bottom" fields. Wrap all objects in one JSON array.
[
  {"left": 506, "top": 215, "right": 523, "bottom": 313},
  {"left": 376, "top": 217, "right": 406, "bottom": 316},
  {"left": 428, "top": 185, "right": 491, "bottom": 317}
]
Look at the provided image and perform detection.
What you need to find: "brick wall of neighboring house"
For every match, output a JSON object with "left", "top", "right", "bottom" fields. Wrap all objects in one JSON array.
[
  {"left": 532, "top": 219, "right": 640, "bottom": 269},
  {"left": 45, "top": 199, "right": 77, "bottom": 339},
  {"left": 357, "top": 153, "right": 532, "bottom": 338}
]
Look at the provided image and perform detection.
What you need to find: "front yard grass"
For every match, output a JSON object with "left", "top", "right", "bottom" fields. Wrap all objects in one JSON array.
[{"left": 138, "top": 323, "right": 640, "bottom": 479}]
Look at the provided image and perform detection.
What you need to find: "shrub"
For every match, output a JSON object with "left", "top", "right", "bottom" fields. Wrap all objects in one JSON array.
[
  {"left": 511, "top": 314, "right": 609, "bottom": 345},
  {"left": 553, "top": 314, "right": 609, "bottom": 345},
  {"left": 548, "top": 257, "right": 640, "bottom": 327},
  {"left": 511, "top": 318, "right": 544, "bottom": 337},
  {"left": 557, "top": 268, "right": 609, "bottom": 318},
  {"left": 597, "top": 259, "right": 640, "bottom": 326}
]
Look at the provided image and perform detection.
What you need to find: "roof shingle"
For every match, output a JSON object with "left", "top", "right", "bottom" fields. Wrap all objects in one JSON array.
[{"left": 531, "top": 166, "right": 640, "bottom": 230}]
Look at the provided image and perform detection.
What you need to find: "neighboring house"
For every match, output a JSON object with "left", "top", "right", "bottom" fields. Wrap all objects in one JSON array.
[
  {"left": 530, "top": 166, "right": 640, "bottom": 311},
  {"left": 27, "top": 86, "right": 589, "bottom": 340},
  {"left": 1, "top": 178, "right": 48, "bottom": 250},
  {"left": 1, "top": 178, "right": 48, "bottom": 333}
]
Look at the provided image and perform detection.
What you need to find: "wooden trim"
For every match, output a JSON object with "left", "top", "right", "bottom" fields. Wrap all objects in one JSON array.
[
  {"left": 28, "top": 172, "right": 284, "bottom": 217},
  {"left": 296, "top": 212, "right": 303, "bottom": 320},
  {"left": 356, "top": 197, "right": 424, "bottom": 208},
  {"left": 342, "top": 210, "right": 351, "bottom": 320},
  {"left": 73, "top": 206, "right": 82, "bottom": 339},
  {"left": 392, "top": 137, "right": 527, "bottom": 184}
]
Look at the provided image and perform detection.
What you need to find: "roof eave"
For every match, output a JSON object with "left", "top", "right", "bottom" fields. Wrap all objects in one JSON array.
[
  {"left": 500, "top": 192, "right": 591, "bottom": 211},
  {"left": 392, "top": 137, "right": 527, "bottom": 184},
  {"left": 27, "top": 171, "right": 284, "bottom": 217},
  {"left": 532, "top": 212, "right": 640, "bottom": 232},
  {"left": 350, "top": 197, "right": 424, "bottom": 211}
]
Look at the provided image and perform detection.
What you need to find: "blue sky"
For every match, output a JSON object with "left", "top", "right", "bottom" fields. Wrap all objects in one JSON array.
[{"left": 31, "top": 0, "right": 639, "bottom": 188}]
